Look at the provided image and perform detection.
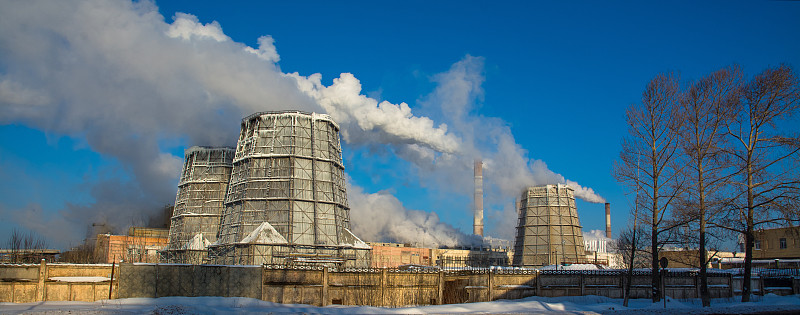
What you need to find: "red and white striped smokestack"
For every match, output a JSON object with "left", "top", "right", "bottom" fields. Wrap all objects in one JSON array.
[
  {"left": 605, "top": 203, "right": 612, "bottom": 238},
  {"left": 474, "top": 159, "right": 484, "bottom": 236}
]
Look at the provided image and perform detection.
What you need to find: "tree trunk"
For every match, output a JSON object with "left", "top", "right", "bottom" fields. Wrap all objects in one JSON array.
[
  {"left": 652, "top": 227, "right": 660, "bottom": 302},
  {"left": 742, "top": 154, "right": 755, "bottom": 302},
  {"left": 699, "top": 170, "right": 710, "bottom": 307},
  {"left": 624, "top": 228, "right": 637, "bottom": 307},
  {"left": 699, "top": 218, "right": 709, "bottom": 306}
]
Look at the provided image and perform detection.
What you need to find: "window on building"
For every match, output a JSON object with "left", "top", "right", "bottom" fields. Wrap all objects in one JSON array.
[
  {"left": 780, "top": 238, "right": 787, "bottom": 249},
  {"left": 754, "top": 240, "right": 761, "bottom": 250}
]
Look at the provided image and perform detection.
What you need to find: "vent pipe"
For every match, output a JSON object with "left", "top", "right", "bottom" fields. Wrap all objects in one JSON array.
[
  {"left": 473, "top": 159, "right": 483, "bottom": 236},
  {"left": 605, "top": 203, "right": 612, "bottom": 238}
]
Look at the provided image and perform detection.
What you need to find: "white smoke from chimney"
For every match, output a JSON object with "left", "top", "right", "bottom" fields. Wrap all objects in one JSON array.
[
  {"left": 0, "top": 0, "right": 603, "bottom": 246},
  {"left": 347, "top": 182, "right": 480, "bottom": 247},
  {"left": 287, "top": 72, "right": 461, "bottom": 154}
]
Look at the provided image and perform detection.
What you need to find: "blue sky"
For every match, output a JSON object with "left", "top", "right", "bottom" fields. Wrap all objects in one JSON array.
[{"left": 1, "top": 0, "right": 799, "bottom": 249}]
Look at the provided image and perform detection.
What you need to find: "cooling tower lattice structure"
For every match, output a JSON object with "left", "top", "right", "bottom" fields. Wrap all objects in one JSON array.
[
  {"left": 164, "top": 146, "right": 234, "bottom": 264},
  {"left": 512, "top": 184, "right": 586, "bottom": 267},
  {"left": 209, "top": 111, "right": 370, "bottom": 266}
]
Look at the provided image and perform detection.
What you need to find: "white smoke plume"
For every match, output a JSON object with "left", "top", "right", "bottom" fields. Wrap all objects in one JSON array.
[
  {"left": 379, "top": 55, "right": 607, "bottom": 240},
  {"left": 582, "top": 229, "right": 611, "bottom": 240},
  {"left": 0, "top": 0, "right": 603, "bottom": 247},
  {"left": 347, "top": 181, "right": 480, "bottom": 248},
  {"left": 287, "top": 72, "right": 461, "bottom": 154}
]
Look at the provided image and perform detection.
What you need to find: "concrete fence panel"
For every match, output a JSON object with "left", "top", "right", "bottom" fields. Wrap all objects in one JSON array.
[
  {"left": 4, "top": 263, "right": 749, "bottom": 306},
  {"left": 492, "top": 273, "right": 537, "bottom": 301},
  {"left": 228, "top": 266, "right": 261, "bottom": 299},
  {"left": 117, "top": 263, "right": 156, "bottom": 298},
  {"left": 156, "top": 264, "right": 193, "bottom": 297},
  {"left": 193, "top": 265, "right": 228, "bottom": 297}
]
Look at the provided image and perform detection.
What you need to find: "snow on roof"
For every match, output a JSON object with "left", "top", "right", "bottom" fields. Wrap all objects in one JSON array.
[
  {"left": 341, "top": 228, "right": 371, "bottom": 249},
  {"left": 539, "top": 264, "right": 603, "bottom": 271},
  {"left": 240, "top": 222, "right": 288, "bottom": 244},
  {"left": 49, "top": 276, "right": 110, "bottom": 282},
  {"left": 182, "top": 233, "right": 212, "bottom": 251}
]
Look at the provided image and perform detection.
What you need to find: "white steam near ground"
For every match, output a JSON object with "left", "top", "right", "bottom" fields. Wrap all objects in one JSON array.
[{"left": 0, "top": 0, "right": 604, "bottom": 248}]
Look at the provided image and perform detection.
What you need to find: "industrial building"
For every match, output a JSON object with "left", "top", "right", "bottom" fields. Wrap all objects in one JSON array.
[
  {"left": 367, "top": 242, "right": 512, "bottom": 269},
  {"left": 163, "top": 146, "right": 235, "bottom": 264},
  {"left": 95, "top": 227, "right": 169, "bottom": 263},
  {"left": 162, "top": 111, "right": 370, "bottom": 267},
  {"left": 513, "top": 184, "right": 586, "bottom": 267}
]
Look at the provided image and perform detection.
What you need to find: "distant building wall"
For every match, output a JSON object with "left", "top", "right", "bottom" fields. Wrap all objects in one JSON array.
[
  {"left": 94, "top": 234, "right": 168, "bottom": 263},
  {"left": 369, "top": 245, "right": 432, "bottom": 268},
  {"left": 743, "top": 227, "right": 800, "bottom": 260},
  {"left": 367, "top": 242, "right": 512, "bottom": 268},
  {"left": 660, "top": 250, "right": 737, "bottom": 268}
]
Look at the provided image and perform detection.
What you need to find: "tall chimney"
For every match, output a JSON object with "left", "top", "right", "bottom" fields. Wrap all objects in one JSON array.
[
  {"left": 474, "top": 159, "right": 484, "bottom": 236},
  {"left": 605, "top": 203, "right": 612, "bottom": 238}
]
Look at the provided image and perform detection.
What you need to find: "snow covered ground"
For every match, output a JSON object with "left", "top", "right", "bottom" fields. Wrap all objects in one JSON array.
[{"left": 3, "top": 294, "right": 800, "bottom": 314}]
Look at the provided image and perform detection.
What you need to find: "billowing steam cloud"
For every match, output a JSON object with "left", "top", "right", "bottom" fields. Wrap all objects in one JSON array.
[
  {"left": 0, "top": 0, "right": 603, "bottom": 247},
  {"left": 378, "top": 55, "right": 605, "bottom": 240},
  {"left": 347, "top": 181, "right": 480, "bottom": 248},
  {"left": 288, "top": 73, "right": 461, "bottom": 154}
]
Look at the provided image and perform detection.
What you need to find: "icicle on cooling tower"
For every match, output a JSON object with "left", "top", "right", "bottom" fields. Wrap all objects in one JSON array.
[
  {"left": 210, "top": 111, "right": 370, "bottom": 266},
  {"left": 164, "top": 146, "right": 235, "bottom": 264},
  {"left": 512, "top": 184, "right": 586, "bottom": 267}
]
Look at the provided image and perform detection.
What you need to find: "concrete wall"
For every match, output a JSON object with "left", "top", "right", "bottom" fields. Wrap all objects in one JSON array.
[
  {"left": 0, "top": 261, "right": 118, "bottom": 303},
  {"left": 3, "top": 262, "right": 759, "bottom": 306}
]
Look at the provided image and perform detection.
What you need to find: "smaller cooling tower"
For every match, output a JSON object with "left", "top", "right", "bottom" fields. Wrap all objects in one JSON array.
[
  {"left": 512, "top": 184, "right": 586, "bottom": 267},
  {"left": 164, "top": 146, "right": 235, "bottom": 264}
]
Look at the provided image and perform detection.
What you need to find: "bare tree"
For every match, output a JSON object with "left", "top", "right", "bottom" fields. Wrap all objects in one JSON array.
[
  {"left": 615, "top": 73, "right": 686, "bottom": 302},
  {"left": 59, "top": 243, "right": 96, "bottom": 263},
  {"left": 5, "top": 228, "right": 49, "bottom": 263},
  {"left": 675, "top": 66, "right": 742, "bottom": 307},
  {"left": 722, "top": 64, "right": 800, "bottom": 302},
  {"left": 616, "top": 215, "right": 648, "bottom": 307}
]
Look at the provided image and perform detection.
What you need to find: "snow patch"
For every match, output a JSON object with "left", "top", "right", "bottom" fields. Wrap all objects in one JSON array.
[
  {"left": 240, "top": 222, "right": 288, "bottom": 244},
  {"left": 49, "top": 277, "right": 110, "bottom": 282}
]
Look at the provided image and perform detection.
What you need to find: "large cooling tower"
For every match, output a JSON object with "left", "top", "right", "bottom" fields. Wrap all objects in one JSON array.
[
  {"left": 211, "top": 111, "right": 369, "bottom": 266},
  {"left": 512, "top": 184, "right": 586, "bottom": 267},
  {"left": 164, "top": 146, "right": 234, "bottom": 264}
]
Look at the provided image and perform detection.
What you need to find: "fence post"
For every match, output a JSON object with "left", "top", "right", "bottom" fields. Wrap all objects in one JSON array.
[
  {"left": 381, "top": 268, "right": 388, "bottom": 306},
  {"left": 437, "top": 270, "right": 444, "bottom": 305},
  {"left": 728, "top": 273, "right": 734, "bottom": 298},
  {"left": 487, "top": 271, "right": 494, "bottom": 302},
  {"left": 579, "top": 272, "right": 585, "bottom": 296},
  {"left": 694, "top": 272, "right": 700, "bottom": 299},
  {"left": 36, "top": 259, "right": 47, "bottom": 301},
  {"left": 321, "top": 267, "right": 329, "bottom": 306},
  {"left": 535, "top": 269, "right": 541, "bottom": 296}
]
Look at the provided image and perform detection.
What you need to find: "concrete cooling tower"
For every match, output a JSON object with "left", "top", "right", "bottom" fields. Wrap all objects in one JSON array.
[
  {"left": 512, "top": 184, "right": 586, "bottom": 267},
  {"left": 164, "top": 146, "right": 235, "bottom": 264},
  {"left": 209, "top": 111, "right": 370, "bottom": 267}
]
